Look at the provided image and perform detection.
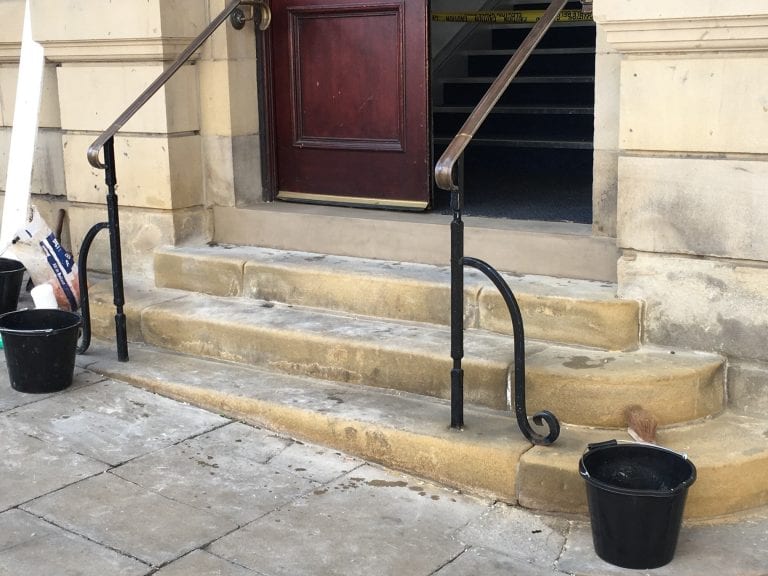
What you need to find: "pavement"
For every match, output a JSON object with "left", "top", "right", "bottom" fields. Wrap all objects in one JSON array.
[{"left": 0, "top": 349, "right": 766, "bottom": 576}]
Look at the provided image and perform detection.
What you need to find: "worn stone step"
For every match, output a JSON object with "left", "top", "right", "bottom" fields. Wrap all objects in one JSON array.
[
  {"left": 211, "top": 204, "right": 620, "bottom": 282},
  {"left": 76, "top": 342, "right": 768, "bottom": 520},
  {"left": 154, "top": 245, "right": 640, "bottom": 351},
  {"left": 87, "top": 281, "right": 724, "bottom": 427}
]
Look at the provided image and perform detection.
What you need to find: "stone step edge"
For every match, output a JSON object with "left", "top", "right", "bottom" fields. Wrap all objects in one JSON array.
[
  {"left": 154, "top": 245, "right": 641, "bottom": 351},
  {"left": 76, "top": 340, "right": 533, "bottom": 505},
  {"left": 77, "top": 340, "right": 768, "bottom": 520},
  {"left": 87, "top": 280, "right": 725, "bottom": 427}
]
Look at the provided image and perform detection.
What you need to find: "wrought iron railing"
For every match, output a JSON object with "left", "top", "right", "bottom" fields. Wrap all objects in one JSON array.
[
  {"left": 79, "top": 0, "right": 270, "bottom": 361},
  {"left": 434, "top": 0, "right": 592, "bottom": 445}
]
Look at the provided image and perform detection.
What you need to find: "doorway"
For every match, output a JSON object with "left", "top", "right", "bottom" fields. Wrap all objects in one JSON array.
[
  {"left": 262, "top": 1, "right": 596, "bottom": 223},
  {"left": 431, "top": 1, "right": 596, "bottom": 222}
]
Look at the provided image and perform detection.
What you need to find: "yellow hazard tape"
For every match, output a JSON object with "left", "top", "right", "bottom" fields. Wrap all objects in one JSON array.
[{"left": 431, "top": 10, "right": 592, "bottom": 24}]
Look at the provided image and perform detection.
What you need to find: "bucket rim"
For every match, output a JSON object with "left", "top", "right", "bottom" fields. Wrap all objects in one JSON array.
[
  {"left": 0, "top": 309, "right": 82, "bottom": 335},
  {"left": 0, "top": 257, "right": 25, "bottom": 272},
  {"left": 579, "top": 440, "right": 697, "bottom": 497}
]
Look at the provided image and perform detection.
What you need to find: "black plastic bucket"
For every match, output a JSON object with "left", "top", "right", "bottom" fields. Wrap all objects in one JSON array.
[
  {"left": 0, "top": 258, "right": 25, "bottom": 315},
  {"left": 579, "top": 440, "right": 697, "bottom": 569},
  {"left": 0, "top": 309, "right": 81, "bottom": 393}
]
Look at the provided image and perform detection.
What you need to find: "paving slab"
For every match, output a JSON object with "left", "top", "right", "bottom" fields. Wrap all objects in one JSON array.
[
  {"left": 154, "top": 550, "right": 258, "bottom": 575},
  {"left": 266, "top": 437, "right": 361, "bottom": 484},
  {"left": 2, "top": 379, "right": 229, "bottom": 465},
  {"left": 0, "top": 364, "right": 765, "bottom": 575},
  {"left": 22, "top": 472, "right": 239, "bottom": 567},
  {"left": 112, "top": 422, "right": 360, "bottom": 525},
  {"left": 0, "top": 422, "right": 107, "bottom": 512},
  {"left": 435, "top": 546, "right": 570, "bottom": 576},
  {"left": 456, "top": 504, "right": 570, "bottom": 569},
  {"left": 0, "top": 365, "right": 105, "bottom": 412},
  {"left": 0, "top": 509, "right": 148, "bottom": 576},
  {"left": 208, "top": 464, "right": 485, "bottom": 576},
  {"left": 558, "top": 512, "right": 768, "bottom": 576}
]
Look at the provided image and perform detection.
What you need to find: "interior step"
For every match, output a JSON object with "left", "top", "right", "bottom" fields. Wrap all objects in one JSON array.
[
  {"left": 489, "top": 22, "right": 596, "bottom": 50},
  {"left": 433, "top": 105, "right": 594, "bottom": 143},
  {"left": 77, "top": 341, "right": 768, "bottom": 520},
  {"left": 440, "top": 76, "right": 595, "bottom": 107},
  {"left": 465, "top": 47, "right": 596, "bottom": 77}
]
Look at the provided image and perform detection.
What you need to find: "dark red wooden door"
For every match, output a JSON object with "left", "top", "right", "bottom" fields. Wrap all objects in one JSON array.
[{"left": 270, "top": 0, "right": 430, "bottom": 209}]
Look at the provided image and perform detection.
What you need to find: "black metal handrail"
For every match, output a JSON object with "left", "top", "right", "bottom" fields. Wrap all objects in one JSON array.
[
  {"left": 80, "top": 0, "right": 270, "bottom": 361},
  {"left": 435, "top": 0, "right": 583, "bottom": 445}
]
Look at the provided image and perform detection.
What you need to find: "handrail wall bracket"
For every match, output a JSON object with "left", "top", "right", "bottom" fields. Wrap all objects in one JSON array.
[
  {"left": 80, "top": 0, "right": 268, "bottom": 361},
  {"left": 435, "top": 0, "right": 576, "bottom": 445},
  {"left": 231, "top": 1, "right": 272, "bottom": 31}
]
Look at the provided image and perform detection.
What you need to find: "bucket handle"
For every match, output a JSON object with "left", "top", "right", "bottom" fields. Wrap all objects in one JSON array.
[
  {"left": 582, "top": 439, "right": 689, "bottom": 464},
  {"left": 0, "top": 328, "right": 57, "bottom": 335}
]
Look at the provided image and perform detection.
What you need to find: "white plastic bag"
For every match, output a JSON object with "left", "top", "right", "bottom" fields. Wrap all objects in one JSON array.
[{"left": 9, "top": 206, "right": 80, "bottom": 311}]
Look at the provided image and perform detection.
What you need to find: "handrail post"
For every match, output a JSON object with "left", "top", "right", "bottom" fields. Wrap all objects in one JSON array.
[
  {"left": 438, "top": 0, "right": 571, "bottom": 444},
  {"left": 103, "top": 138, "right": 128, "bottom": 361},
  {"left": 449, "top": 159, "right": 464, "bottom": 429}
]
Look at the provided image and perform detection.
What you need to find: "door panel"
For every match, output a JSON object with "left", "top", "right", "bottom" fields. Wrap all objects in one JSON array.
[{"left": 270, "top": 0, "right": 430, "bottom": 208}]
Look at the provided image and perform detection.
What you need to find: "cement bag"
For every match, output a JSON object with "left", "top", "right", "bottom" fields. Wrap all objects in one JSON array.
[{"left": 11, "top": 206, "right": 80, "bottom": 311}]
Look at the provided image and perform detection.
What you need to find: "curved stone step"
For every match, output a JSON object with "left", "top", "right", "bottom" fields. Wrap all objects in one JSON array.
[
  {"left": 88, "top": 281, "right": 723, "bottom": 427},
  {"left": 77, "top": 343, "right": 768, "bottom": 520},
  {"left": 518, "top": 414, "right": 768, "bottom": 519},
  {"left": 154, "top": 245, "right": 640, "bottom": 351}
]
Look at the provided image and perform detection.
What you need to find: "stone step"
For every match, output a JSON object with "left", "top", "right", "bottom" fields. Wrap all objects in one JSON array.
[
  {"left": 87, "top": 281, "right": 724, "bottom": 428},
  {"left": 76, "top": 341, "right": 768, "bottom": 520},
  {"left": 211, "top": 204, "right": 620, "bottom": 282},
  {"left": 154, "top": 245, "right": 640, "bottom": 351}
]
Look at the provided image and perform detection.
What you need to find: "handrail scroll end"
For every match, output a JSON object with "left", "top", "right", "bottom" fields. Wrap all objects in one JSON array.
[{"left": 87, "top": 142, "right": 105, "bottom": 170}]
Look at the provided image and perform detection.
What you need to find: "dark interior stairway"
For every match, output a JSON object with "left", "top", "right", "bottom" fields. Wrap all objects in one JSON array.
[{"left": 431, "top": 1, "right": 596, "bottom": 222}]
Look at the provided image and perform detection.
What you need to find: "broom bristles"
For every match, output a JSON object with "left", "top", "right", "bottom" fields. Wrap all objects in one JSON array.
[{"left": 624, "top": 404, "right": 658, "bottom": 444}]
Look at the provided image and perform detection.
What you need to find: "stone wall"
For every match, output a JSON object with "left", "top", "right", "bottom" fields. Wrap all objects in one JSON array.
[
  {"left": 0, "top": 0, "right": 69, "bottom": 239},
  {"left": 0, "top": 0, "right": 263, "bottom": 278},
  {"left": 595, "top": 0, "right": 768, "bottom": 416}
]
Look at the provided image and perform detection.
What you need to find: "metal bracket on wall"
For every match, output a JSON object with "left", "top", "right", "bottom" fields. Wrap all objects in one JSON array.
[{"left": 231, "top": 1, "right": 272, "bottom": 31}]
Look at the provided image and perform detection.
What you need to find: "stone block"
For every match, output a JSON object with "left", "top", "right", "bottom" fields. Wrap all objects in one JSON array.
[
  {"left": 196, "top": 60, "right": 259, "bottom": 138},
  {"left": 618, "top": 156, "right": 768, "bottom": 261},
  {"left": 155, "top": 247, "right": 245, "bottom": 297},
  {"left": 57, "top": 63, "right": 198, "bottom": 133},
  {"left": 30, "top": 0, "right": 206, "bottom": 44},
  {"left": 198, "top": 58, "right": 259, "bottom": 137},
  {"left": 63, "top": 133, "right": 202, "bottom": 209},
  {"left": 0, "top": 128, "right": 66, "bottom": 197},
  {"left": 595, "top": 1, "right": 768, "bottom": 53},
  {"left": 728, "top": 360, "right": 768, "bottom": 418},
  {"left": 0, "top": 64, "right": 62, "bottom": 128},
  {"left": 592, "top": 25, "right": 620, "bottom": 151},
  {"left": 478, "top": 286, "right": 639, "bottom": 351},
  {"left": 198, "top": 60, "right": 233, "bottom": 136},
  {"left": 202, "top": 135, "right": 236, "bottom": 207},
  {"left": 595, "top": 0, "right": 768, "bottom": 22},
  {"left": 592, "top": 148, "right": 618, "bottom": 238},
  {"left": 620, "top": 58, "right": 768, "bottom": 154},
  {"left": 67, "top": 204, "right": 210, "bottom": 279},
  {"left": 232, "top": 133, "right": 263, "bottom": 206},
  {"left": 618, "top": 252, "right": 768, "bottom": 362},
  {"left": 0, "top": 2, "right": 24, "bottom": 46}
]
